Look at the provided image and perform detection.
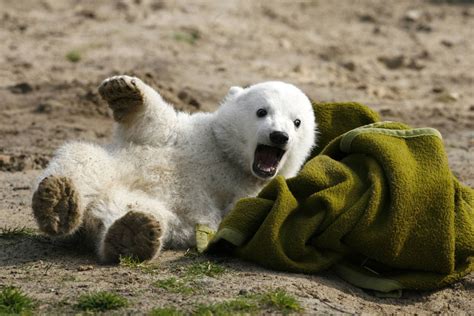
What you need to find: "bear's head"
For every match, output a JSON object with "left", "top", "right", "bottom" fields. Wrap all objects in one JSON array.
[{"left": 213, "top": 81, "right": 316, "bottom": 180}]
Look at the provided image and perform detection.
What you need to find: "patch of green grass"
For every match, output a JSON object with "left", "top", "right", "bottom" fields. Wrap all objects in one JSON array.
[
  {"left": 185, "top": 261, "right": 226, "bottom": 278},
  {"left": 183, "top": 248, "right": 200, "bottom": 258},
  {"left": 154, "top": 277, "right": 194, "bottom": 295},
  {"left": 0, "top": 286, "right": 34, "bottom": 314},
  {"left": 119, "top": 255, "right": 143, "bottom": 268},
  {"left": 173, "top": 29, "right": 200, "bottom": 45},
  {"left": 153, "top": 260, "right": 226, "bottom": 296},
  {"left": 66, "top": 50, "right": 81, "bottom": 62},
  {"left": 256, "top": 289, "right": 303, "bottom": 314},
  {"left": 149, "top": 306, "right": 185, "bottom": 316},
  {"left": 76, "top": 291, "right": 128, "bottom": 312},
  {"left": 119, "top": 255, "right": 160, "bottom": 273},
  {"left": 0, "top": 226, "right": 36, "bottom": 239},
  {"left": 192, "top": 289, "right": 302, "bottom": 315},
  {"left": 195, "top": 298, "right": 259, "bottom": 316}
]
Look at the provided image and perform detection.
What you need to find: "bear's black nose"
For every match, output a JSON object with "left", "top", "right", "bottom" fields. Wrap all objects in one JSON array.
[{"left": 270, "top": 131, "right": 289, "bottom": 145}]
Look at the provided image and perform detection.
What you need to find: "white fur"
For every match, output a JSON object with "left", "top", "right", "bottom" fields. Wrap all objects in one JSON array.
[{"left": 35, "top": 77, "right": 317, "bottom": 260}]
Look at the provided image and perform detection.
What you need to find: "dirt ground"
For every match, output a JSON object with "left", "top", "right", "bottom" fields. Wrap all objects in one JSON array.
[{"left": 1, "top": 0, "right": 473, "bottom": 314}]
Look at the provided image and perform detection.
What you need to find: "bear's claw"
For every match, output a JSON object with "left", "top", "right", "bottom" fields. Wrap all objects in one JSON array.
[
  {"left": 98, "top": 75, "right": 145, "bottom": 122},
  {"left": 101, "top": 211, "right": 162, "bottom": 263},
  {"left": 32, "top": 176, "right": 81, "bottom": 236}
]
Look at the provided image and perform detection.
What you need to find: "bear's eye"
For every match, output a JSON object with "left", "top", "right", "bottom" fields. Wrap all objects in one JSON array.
[
  {"left": 294, "top": 119, "right": 301, "bottom": 128},
  {"left": 256, "top": 108, "right": 267, "bottom": 118}
]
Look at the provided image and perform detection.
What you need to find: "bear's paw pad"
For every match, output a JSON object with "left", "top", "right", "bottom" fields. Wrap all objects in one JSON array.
[
  {"left": 102, "top": 211, "right": 162, "bottom": 263},
  {"left": 98, "top": 75, "right": 144, "bottom": 121},
  {"left": 32, "top": 176, "right": 81, "bottom": 236}
]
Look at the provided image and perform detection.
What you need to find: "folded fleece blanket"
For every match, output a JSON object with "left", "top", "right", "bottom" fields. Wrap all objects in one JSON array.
[{"left": 198, "top": 102, "right": 474, "bottom": 293}]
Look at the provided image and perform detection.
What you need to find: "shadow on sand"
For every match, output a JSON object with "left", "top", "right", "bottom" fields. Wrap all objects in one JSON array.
[
  {"left": 1, "top": 233, "right": 472, "bottom": 314},
  {"left": 0, "top": 234, "right": 95, "bottom": 268}
]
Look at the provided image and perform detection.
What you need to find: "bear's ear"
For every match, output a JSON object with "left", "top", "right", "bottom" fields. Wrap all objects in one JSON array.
[{"left": 227, "top": 86, "right": 243, "bottom": 97}]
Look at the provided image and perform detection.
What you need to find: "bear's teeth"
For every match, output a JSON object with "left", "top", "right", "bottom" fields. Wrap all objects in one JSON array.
[
  {"left": 253, "top": 144, "right": 285, "bottom": 176},
  {"left": 257, "top": 163, "right": 273, "bottom": 172}
]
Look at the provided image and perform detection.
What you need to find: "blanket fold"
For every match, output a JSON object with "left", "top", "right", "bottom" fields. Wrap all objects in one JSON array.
[{"left": 203, "top": 102, "right": 473, "bottom": 291}]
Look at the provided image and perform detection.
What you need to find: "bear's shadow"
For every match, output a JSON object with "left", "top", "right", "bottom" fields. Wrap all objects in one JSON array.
[
  {"left": 0, "top": 234, "right": 96, "bottom": 268},
  {"left": 2, "top": 234, "right": 471, "bottom": 311},
  {"left": 163, "top": 251, "right": 462, "bottom": 310}
]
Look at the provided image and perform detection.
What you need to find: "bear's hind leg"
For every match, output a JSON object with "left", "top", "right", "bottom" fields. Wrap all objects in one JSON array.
[
  {"left": 88, "top": 187, "right": 177, "bottom": 263},
  {"left": 32, "top": 141, "right": 119, "bottom": 238}
]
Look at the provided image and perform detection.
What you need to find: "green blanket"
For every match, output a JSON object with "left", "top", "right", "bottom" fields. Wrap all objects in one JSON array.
[{"left": 200, "top": 102, "right": 474, "bottom": 293}]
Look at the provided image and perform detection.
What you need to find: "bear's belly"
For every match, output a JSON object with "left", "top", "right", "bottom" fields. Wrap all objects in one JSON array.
[{"left": 117, "top": 145, "right": 258, "bottom": 234}]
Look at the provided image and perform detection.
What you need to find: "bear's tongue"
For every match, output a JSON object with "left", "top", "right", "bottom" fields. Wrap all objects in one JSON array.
[{"left": 253, "top": 145, "right": 284, "bottom": 177}]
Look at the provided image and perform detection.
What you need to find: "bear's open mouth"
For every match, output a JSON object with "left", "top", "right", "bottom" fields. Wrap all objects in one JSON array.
[{"left": 252, "top": 144, "right": 286, "bottom": 178}]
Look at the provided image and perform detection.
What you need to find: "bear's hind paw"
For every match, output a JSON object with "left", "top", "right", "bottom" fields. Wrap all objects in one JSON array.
[
  {"left": 101, "top": 211, "right": 163, "bottom": 263},
  {"left": 32, "top": 176, "right": 81, "bottom": 236}
]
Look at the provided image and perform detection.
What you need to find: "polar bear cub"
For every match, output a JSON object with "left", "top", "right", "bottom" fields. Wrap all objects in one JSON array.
[{"left": 31, "top": 75, "right": 316, "bottom": 262}]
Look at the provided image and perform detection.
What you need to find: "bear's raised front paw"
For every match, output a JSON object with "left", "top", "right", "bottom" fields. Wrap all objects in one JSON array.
[
  {"left": 32, "top": 176, "right": 81, "bottom": 236},
  {"left": 101, "top": 211, "right": 162, "bottom": 263},
  {"left": 98, "top": 75, "right": 145, "bottom": 122}
]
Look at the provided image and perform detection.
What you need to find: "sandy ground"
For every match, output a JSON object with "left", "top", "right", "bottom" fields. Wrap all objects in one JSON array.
[{"left": 0, "top": 0, "right": 473, "bottom": 314}]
